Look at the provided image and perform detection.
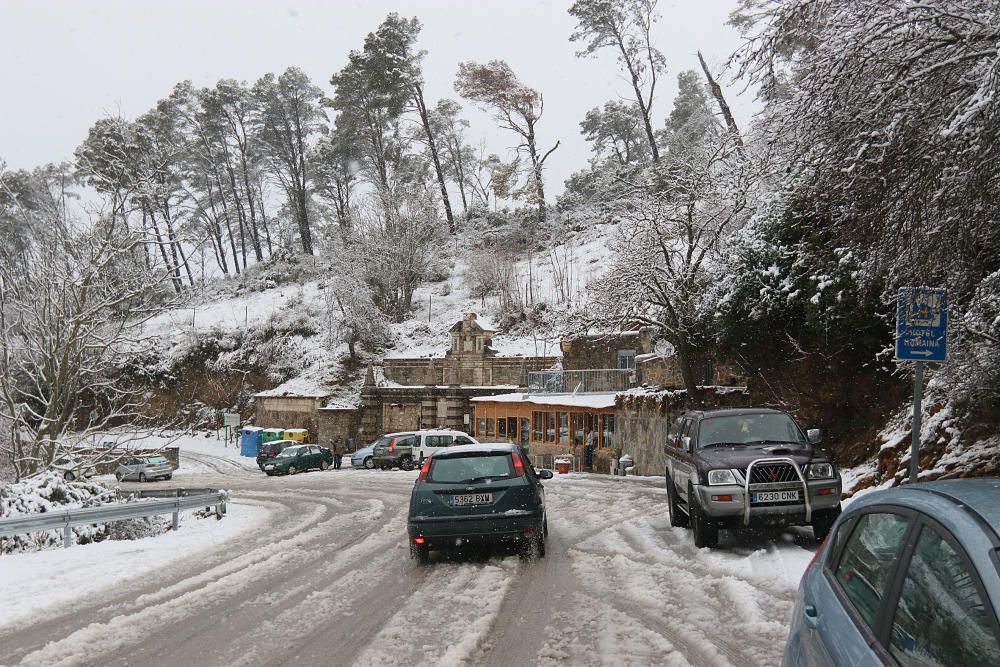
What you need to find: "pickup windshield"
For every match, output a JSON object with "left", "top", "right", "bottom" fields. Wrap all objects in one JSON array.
[{"left": 698, "top": 414, "right": 805, "bottom": 448}]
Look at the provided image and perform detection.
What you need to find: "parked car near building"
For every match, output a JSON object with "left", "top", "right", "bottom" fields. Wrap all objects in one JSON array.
[
  {"left": 664, "top": 408, "right": 842, "bottom": 548},
  {"left": 351, "top": 442, "right": 378, "bottom": 469},
  {"left": 372, "top": 429, "right": 478, "bottom": 471},
  {"left": 407, "top": 443, "right": 552, "bottom": 563},
  {"left": 784, "top": 479, "right": 1000, "bottom": 667},
  {"left": 262, "top": 445, "right": 333, "bottom": 476},
  {"left": 50, "top": 455, "right": 97, "bottom": 482},
  {"left": 256, "top": 439, "right": 297, "bottom": 470},
  {"left": 115, "top": 454, "right": 174, "bottom": 482}
]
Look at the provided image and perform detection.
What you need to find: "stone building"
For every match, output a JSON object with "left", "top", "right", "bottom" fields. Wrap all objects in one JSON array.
[
  {"left": 381, "top": 313, "right": 555, "bottom": 387},
  {"left": 356, "top": 314, "right": 559, "bottom": 444},
  {"left": 614, "top": 387, "right": 751, "bottom": 476},
  {"left": 252, "top": 390, "right": 331, "bottom": 438},
  {"left": 560, "top": 327, "right": 655, "bottom": 371}
]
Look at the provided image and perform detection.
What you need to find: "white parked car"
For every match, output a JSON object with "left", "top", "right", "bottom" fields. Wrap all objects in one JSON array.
[
  {"left": 50, "top": 455, "right": 97, "bottom": 482},
  {"left": 371, "top": 429, "right": 480, "bottom": 470}
]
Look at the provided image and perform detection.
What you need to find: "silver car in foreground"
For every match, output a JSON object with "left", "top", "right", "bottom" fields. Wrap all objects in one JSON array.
[{"left": 115, "top": 454, "right": 174, "bottom": 482}]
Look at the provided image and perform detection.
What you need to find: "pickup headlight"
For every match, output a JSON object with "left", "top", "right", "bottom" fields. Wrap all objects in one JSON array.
[
  {"left": 707, "top": 469, "right": 738, "bottom": 485},
  {"left": 808, "top": 462, "right": 835, "bottom": 479}
]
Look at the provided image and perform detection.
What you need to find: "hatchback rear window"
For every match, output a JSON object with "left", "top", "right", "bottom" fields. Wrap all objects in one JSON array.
[
  {"left": 429, "top": 454, "right": 513, "bottom": 483},
  {"left": 146, "top": 456, "right": 168, "bottom": 464}
]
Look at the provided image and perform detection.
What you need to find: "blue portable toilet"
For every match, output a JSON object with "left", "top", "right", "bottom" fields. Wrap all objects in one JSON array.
[{"left": 240, "top": 427, "right": 264, "bottom": 457}]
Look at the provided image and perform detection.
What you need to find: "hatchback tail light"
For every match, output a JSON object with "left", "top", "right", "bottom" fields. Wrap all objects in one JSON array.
[
  {"left": 389, "top": 438, "right": 396, "bottom": 453},
  {"left": 417, "top": 458, "right": 431, "bottom": 482},
  {"left": 511, "top": 451, "right": 525, "bottom": 477},
  {"left": 807, "top": 536, "right": 828, "bottom": 571}
]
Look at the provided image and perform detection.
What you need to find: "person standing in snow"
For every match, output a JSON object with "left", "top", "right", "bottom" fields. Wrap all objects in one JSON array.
[{"left": 330, "top": 434, "right": 344, "bottom": 470}]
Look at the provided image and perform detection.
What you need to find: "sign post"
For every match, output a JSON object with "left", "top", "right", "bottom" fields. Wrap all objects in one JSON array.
[
  {"left": 222, "top": 412, "right": 241, "bottom": 448},
  {"left": 895, "top": 288, "right": 947, "bottom": 484}
]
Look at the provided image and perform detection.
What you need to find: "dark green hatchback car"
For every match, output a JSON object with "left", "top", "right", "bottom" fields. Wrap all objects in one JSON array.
[
  {"left": 262, "top": 444, "right": 333, "bottom": 476},
  {"left": 407, "top": 443, "right": 553, "bottom": 563}
]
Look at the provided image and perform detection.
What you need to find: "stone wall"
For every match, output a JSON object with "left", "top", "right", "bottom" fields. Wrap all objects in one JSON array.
[
  {"left": 614, "top": 387, "right": 751, "bottom": 476},
  {"left": 316, "top": 408, "right": 362, "bottom": 449},
  {"left": 253, "top": 395, "right": 328, "bottom": 441},
  {"left": 381, "top": 356, "right": 557, "bottom": 387},
  {"left": 636, "top": 357, "right": 748, "bottom": 390},
  {"left": 358, "top": 385, "right": 508, "bottom": 444},
  {"left": 560, "top": 329, "right": 655, "bottom": 370}
]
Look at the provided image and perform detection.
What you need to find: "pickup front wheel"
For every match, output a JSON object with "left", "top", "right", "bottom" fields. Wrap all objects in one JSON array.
[
  {"left": 667, "top": 474, "right": 689, "bottom": 528},
  {"left": 690, "top": 485, "right": 719, "bottom": 549},
  {"left": 811, "top": 506, "right": 841, "bottom": 543}
]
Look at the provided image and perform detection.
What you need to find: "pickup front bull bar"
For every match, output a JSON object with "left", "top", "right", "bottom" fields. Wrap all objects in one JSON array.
[{"left": 743, "top": 457, "right": 811, "bottom": 526}]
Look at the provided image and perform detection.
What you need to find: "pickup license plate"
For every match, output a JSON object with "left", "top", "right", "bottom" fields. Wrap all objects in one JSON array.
[
  {"left": 752, "top": 490, "right": 800, "bottom": 503},
  {"left": 452, "top": 493, "right": 493, "bottom": 507}
]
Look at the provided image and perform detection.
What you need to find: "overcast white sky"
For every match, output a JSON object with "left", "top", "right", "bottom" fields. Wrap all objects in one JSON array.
[{"left": 0, "top": 0, "right": 756, "bottom": 195}]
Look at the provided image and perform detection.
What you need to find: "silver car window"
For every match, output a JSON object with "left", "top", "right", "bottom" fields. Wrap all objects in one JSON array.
[
  {"left": 834, "top": 512, "right": 910, "bottom": 630},
  {"left": 890, "top": 525, "right": 1000, "bottom": 666}
]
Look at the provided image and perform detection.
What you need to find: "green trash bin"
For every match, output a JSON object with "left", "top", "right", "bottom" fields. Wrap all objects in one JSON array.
[{"left": 262, "top": 428, "right": 285, "bottom": 443}]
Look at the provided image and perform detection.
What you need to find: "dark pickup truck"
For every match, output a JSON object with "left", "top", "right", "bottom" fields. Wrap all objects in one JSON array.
[{"left": 664, "top": 407, "right": 842, "bottom": 548}]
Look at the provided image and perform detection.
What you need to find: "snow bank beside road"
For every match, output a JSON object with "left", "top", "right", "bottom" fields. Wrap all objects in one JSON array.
[{"left": 0, "top": 501, "right": 268, "bottom": 631}]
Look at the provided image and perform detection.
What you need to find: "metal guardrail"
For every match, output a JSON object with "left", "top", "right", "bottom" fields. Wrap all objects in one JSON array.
[
  {"left": 528, "top": 369, "right": 636, "bottom": 394},
  {"left": 0, "top": 489, "right": 229, "bottom": 549}
]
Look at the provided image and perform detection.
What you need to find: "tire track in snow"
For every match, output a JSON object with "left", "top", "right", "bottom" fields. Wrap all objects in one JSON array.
[{"left": 10, "top": 491, "right": 391, "bottom": 666}]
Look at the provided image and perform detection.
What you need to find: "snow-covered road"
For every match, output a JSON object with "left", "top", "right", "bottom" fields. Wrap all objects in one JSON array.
[{"left": 0, "top": 450, "right": 813, "bottom": 666}]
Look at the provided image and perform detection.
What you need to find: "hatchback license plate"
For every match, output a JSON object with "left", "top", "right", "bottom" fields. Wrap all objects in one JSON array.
[
  {"left": 452, "top": 493, "right": 493, "bottom": 506},
  {"left": 752, "top": 490, "right": 799, "bottom": 503},
  {"left": 265, "top": 465, "right": 274, "bottom": 470}
]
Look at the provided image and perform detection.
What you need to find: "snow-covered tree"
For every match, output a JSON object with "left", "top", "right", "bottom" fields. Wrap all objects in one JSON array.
[
  {"left": 323, "top": 238, "right": 391, "bottom": 359},
  {"left": 252, "top": 68, "right": 327, "bottom": 255},
  {"left": 455, "top": 60, "right": 559, "bottom": 224},
  {"left": 580, "top": 100, "right": 651, "bottom": 167},
  {"left": 569, "top": 0, "right": 665, "bottom": 162},
  {"left": 353, "top": 187, "right": 445, "bottom": 322},
  {"left": 587, "top": 76, "right": 753, "bottom": 395},
  {"left": 732, "top": 0, "right": 1000, "bottom": 414},
  {"left": 0, "top": 169, "right": 174, "bottom": 479}
]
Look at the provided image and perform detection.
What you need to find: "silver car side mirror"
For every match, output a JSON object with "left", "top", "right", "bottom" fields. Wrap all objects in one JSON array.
[
  {"left": 681, "top": 436, "right": 693, "bottom": 453},
  {"left": 807, "top": 429, "right": 822, "bottom": 445}
]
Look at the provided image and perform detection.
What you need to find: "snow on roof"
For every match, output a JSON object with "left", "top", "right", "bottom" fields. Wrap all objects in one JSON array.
[
  {"left": 471, "top": 392, "right": 619, "bottom": 410},
  {"left": 253, "top": 378, "right": 331, "bottom": 399},
  {"left": 321, "top": 399, "right": 359, "bottom": 410}
]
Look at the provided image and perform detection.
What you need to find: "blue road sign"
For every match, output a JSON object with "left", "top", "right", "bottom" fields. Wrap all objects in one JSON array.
[{"left": 896, "top": 287, "right": 948, "bottom": 362}]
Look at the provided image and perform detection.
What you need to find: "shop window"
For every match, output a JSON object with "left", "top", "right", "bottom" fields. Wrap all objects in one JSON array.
[
  {"left": 486, "top": 418, "right": 495, "bottom": 437},
  {"left": 476, "top": 418, "right": 486, "bottom": 438},
  {"left": 546, "top": 412, "right": 556, "bottom": 442},
  {"left": 600, "top": 414, "right": 616, "bottom": 448},
  {"left": 533, "top": 412, "right": 543, "bottom": 441},
  {"left": 498, "top": 418, "right": 507, "bottom": 437},
  {"left": 507, "top": 417, "right": 518, "bottom": 442},
  {"left": 558, "top": 412, "right": 569, "bottom": 445},
  {"left": 572, "top": 414, "right": 585, "bottom": 446}
]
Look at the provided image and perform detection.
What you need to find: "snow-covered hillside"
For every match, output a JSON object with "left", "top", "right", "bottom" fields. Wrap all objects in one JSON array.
[{"left": 140, "top": 221, "right": 619, "bottom": 410}]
